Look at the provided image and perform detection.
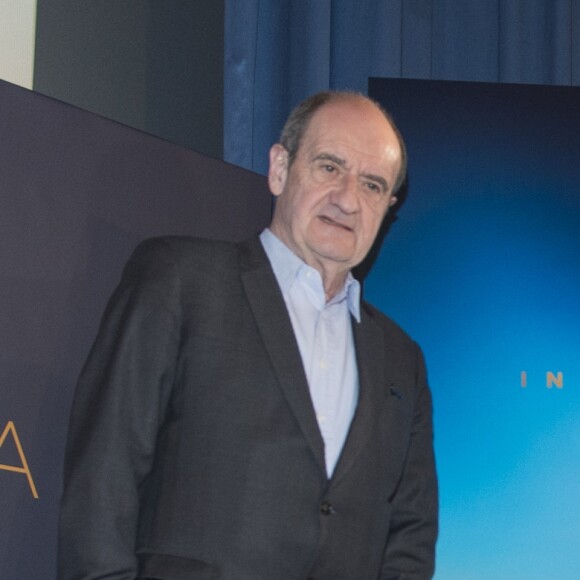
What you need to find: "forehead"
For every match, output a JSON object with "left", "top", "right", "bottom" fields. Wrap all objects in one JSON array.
[{"left": 300, "top": 99, "right": 401, "bottom": 166}]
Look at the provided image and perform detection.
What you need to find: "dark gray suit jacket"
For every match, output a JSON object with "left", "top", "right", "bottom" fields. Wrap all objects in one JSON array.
[{"left": 58, "top": 236, "right": 437, "bottom": 580}]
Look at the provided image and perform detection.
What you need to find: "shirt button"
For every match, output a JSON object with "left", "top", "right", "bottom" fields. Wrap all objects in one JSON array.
[{"left": 319, "top": 500, "right": 336, "bottom": 516}]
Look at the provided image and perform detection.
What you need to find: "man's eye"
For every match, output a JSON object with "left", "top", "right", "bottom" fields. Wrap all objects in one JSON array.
[
  {"left": 323, "top": 164, "right": 336, "bottom": 173},
  {"left": 365, "top": 182, "right": 380, "bottom": 192}
]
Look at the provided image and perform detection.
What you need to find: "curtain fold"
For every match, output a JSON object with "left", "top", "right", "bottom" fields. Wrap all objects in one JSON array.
[{"left": 225, "top": 0, "right": 579, "bottom": 175}]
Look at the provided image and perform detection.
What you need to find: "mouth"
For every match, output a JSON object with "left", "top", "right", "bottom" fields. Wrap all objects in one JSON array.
[{"left": 318, "top": 215, "right": 354, "bottom": 232}]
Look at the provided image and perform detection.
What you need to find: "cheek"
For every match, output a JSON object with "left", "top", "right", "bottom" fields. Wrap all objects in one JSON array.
[
  {"left": 294, "top": 189, "right": 326, "bottom": 219},
  {"left": 279, "top": 186, "right": 310, "bottom": 223},
  {"left": 359, "top": 208, "right": 386, "bottom": 241}
]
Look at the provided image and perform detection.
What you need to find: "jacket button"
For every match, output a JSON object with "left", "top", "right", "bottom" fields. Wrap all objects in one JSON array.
[{"left": 319, "top": 500, "right": 336, "bottom": 515}]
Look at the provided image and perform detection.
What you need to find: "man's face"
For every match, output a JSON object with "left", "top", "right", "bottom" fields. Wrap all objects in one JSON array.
[{"left": 268, "top": 98, "right": 402, "bottom": 275}]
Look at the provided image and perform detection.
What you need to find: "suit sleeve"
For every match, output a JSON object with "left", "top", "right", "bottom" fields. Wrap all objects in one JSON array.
[
  {"left": 381, "top": 344, "right": 438, "bottom": 580},
  {"left": 58, "top": 238, "right": 182, "bottom": 580}
]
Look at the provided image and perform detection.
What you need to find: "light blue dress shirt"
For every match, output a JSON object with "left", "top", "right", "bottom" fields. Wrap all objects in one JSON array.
[{"left": 260, "top": 229, "right": 361, "bottom": 477}]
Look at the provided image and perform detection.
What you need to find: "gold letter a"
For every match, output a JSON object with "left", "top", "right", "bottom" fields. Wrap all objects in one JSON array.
[{"left": 0, "top": 421, "right": 39, "bottom": 499}]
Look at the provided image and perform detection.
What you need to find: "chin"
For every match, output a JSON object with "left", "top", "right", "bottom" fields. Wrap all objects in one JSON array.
[
  {"left": 308, "top": 236, "right": 359, "bottom": 267},
  {"left": 314, "top": 247, "right": 357, "bottom": 266}
]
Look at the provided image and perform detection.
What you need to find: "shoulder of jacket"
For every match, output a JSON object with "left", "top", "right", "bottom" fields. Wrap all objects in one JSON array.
[{"left": 132, "top": 235, "right": 240, "bottom": 263}]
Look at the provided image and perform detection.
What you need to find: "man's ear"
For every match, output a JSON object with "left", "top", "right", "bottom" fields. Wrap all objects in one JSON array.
[
  {"left": 268, "top": 144, "right": 289, "bottom": 197},
  {"left": 388, "top": 195, "right": 398, "bottom": 207}
]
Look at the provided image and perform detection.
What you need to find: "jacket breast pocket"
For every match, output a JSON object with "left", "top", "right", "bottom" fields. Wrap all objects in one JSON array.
[{"left": 137, "top": 552, "right": 220, "bottom": 580}]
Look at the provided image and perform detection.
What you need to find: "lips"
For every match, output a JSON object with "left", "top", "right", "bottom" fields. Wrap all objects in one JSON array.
[{"left": 318, "top": 215, "right": 354, "bottom": 232}]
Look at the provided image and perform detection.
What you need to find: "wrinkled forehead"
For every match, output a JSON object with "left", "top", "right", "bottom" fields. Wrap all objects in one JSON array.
[{"left": 301, "top": 99, "right": 402, "bottom": 167}]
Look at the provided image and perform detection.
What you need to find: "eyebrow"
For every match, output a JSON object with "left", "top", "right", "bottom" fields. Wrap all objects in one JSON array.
[
  {"left": 361, "top": 172, "right": 388, "bottom": 193},
  {"left": 313, "top": 153, "right": 389, "bottom": 193},
  {"left": 313, "top": 152, "right": 346, "bottom": 167}
]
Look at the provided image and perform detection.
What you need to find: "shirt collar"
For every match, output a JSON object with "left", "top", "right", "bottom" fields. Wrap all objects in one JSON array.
[{"left": 260, "top": 228, "right": 361, "bottom": 322}]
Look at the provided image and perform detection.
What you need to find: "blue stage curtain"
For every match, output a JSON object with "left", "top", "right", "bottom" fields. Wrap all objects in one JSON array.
[{"left": 224, "top": 0, "right": 580, "bottom": 175}]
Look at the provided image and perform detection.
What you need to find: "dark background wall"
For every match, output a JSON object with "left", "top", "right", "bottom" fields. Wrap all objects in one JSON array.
[
  {"left": 0, "top": 78, "right": 269, "bottom": 580},
  {"left": 34, "top": 0, "right": 224, "bottom": 160}
]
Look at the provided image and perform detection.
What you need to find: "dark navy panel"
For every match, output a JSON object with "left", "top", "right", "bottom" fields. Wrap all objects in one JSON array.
[{"left": 0, "top": 78, "right": 270, "bottom": 579}]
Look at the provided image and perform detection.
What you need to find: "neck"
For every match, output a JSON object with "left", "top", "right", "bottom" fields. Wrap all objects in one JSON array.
[
  {"left": 268, "top": 224, "right": 351, "bottom": 301},
  {"left": 313, "top": 261, "right": 350, "bottom": 302}
]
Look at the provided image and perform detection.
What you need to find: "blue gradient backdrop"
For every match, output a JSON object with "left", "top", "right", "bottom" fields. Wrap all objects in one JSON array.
[{"left": 368, "top": 79, "right": 580, "bottom": 580}]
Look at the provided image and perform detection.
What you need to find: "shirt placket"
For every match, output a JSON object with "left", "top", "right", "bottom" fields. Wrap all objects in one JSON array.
[{"left": 312, "top": 303, "right": 343, "bottom": 474}]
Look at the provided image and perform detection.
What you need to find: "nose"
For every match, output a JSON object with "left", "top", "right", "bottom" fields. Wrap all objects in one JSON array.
[{"left": 329, "top": 173, "right": 360, "bottom": 214}]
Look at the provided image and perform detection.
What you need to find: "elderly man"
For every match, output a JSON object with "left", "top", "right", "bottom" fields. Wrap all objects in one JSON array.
[{"left": 59, "top": 91, "right": 437, "bottom": 579}]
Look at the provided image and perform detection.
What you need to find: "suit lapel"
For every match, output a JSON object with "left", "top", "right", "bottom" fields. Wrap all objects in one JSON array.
[
  {"left": 238, "top": 238, "right": 326, "bottom": 473},
  {"left": 331, "top": 305, "right": 388, "bottom": 484}
]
